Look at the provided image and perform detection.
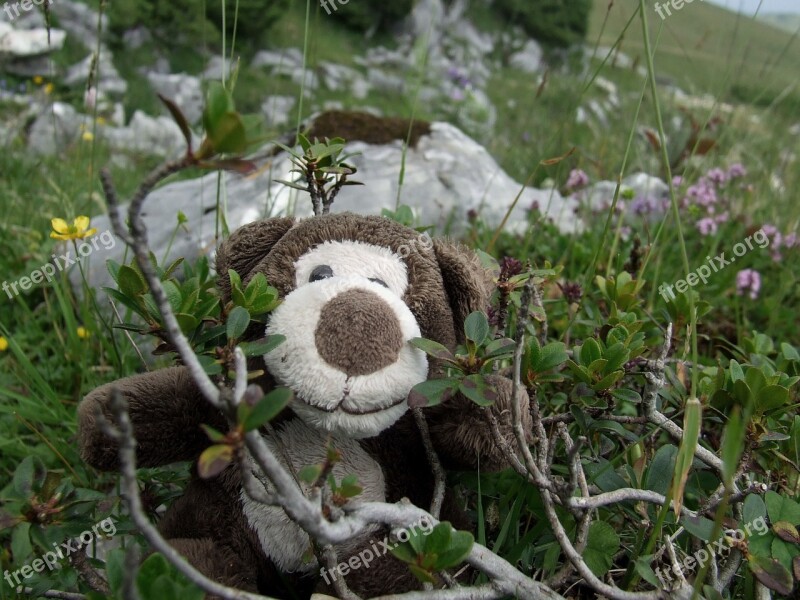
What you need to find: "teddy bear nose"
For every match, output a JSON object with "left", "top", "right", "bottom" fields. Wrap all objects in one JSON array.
[{"left": 314, "top": 288, "right": 405, "bottom": 377}]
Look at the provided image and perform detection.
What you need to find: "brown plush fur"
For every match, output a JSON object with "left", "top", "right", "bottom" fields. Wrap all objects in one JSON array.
[{"left": 77, "top": 213, "right": 527, "bottom": 599}]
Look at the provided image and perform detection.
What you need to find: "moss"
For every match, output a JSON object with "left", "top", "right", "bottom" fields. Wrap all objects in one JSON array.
[{"left": 306, "top": 110, "right": 431, "bottom": 148}]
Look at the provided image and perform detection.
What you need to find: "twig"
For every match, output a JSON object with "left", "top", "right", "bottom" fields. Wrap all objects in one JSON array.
[
  {"left": 100, "top": 166, "right": 222, "bottom": 410},
  {"left": 322, "top": 545, "right": 363, "bottom": 600},
  {"left": 641, "top": 324, "right": 723, "bottom": 473},
  {"left": 69, "top": 549, "right": 110, "bottom": 595},
  {"left": 412, "top": 407, "right": 447, "bottom": 519},
  {"left": 19, "top": 590, "right": 86, "bottom": 600},
  {"left": 104, "top": 389, "right": 281, "bottom": 600}
]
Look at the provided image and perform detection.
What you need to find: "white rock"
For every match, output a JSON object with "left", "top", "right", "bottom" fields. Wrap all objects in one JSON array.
[
  {"left": 73, "top": 117, "right": 582, "bottom": 295},
  {"left": 509, "top": 40, "right": 543, "bottom": 74},
  {"left": 0, "top": 25, "right": 65, "bottom": 57},
  {"left": 252, "top": 47, "right": 304, "bottom": 70},
  {"left": 262, "top": 95, "right": 296, "bottom": 128},
  {"left": 147, "top": 72, "right": 204, "bottom": 124},
  {"left": 64, "top": 50, "right": 127, "bottom": 95}
]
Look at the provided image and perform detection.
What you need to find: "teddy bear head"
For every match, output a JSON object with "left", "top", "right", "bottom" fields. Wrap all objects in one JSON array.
[{"left": 215, "top": 213, "right": 490, "bottom": 439}]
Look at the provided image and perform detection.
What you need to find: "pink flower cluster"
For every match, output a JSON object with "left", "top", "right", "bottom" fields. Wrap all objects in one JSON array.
[
  {"left": 735, "top": 269, "right": 761, "bottom": 300},
  {"left": 759, "top": 224, "right": 799, "bottom": 263},
  {"left": 678, "top": 164, "right": 746, "bottom": 237}
]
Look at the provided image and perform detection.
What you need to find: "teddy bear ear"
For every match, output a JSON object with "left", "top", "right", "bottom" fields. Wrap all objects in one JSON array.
[
  {"left": 215, "top": 217, "right": 295, "bottom": 301},
  {"left": 433, "top": 239, "right": 493, "bottom": 342}
]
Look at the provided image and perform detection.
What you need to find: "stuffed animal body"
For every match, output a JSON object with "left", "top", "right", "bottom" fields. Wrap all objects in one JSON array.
[{"left": 78, "top": 213, "right": 530, "bottom": 598}]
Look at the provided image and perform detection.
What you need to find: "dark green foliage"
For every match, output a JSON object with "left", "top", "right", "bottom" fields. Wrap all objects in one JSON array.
[
  {"left": 493, "top": 0, "right": 592, "bottom": 48},
  {"left": 331, "top": 0, "right": 414, "bottom": 34},
  {"left": 107, "top": 0, "right": 289, "bottom": 49}
]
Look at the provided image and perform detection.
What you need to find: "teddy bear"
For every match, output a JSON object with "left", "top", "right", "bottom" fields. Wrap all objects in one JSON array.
[{"left": 78, "top": 212, "right": 531, "bottom": 598}]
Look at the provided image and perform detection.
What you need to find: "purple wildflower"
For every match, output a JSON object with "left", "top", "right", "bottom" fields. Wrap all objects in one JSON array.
[
  {"left": 706, "top": 168, "right": 728, "bottom": 186},
  {"left": 727, "top": 163, "right": 747, "bottom": 179},
  {"left": 696, "top": 217, "right": 718, "bottom": 236},
  {"left": 735, "top": 269, "right": 761, "bottom": 300},
  {"left": 566, "top": 169, "right": 589, "bottom": 191}
]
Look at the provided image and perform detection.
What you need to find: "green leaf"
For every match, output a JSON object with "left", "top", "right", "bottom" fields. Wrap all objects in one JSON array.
[
  {"left": 200, "top": 424, "right": 226, "bottom": 443},
  {"left": 202, "top": 81, "right": 235, "bottom": 135},
  {"left": 671, "top": 397, "right": 702, "bottom": 515},
  {"left": 12, "top": 456, "right": 37, "bottom": 497},
  {"left": 464, "top": 312, "right": 490, "bottom": 345},
  {"left": 748, "top": 553, "right": 794, "bottom": 596},
  {"left": 729, "top": 359, "right": 745, "bottom": 382},
  {"left": 298, "top": 464, "right": 322, "bottom": 484},
  {"left": 458, "top": 375, "right": 497, "bottom": 406},
  {"left": 423, "top": 523, "right": 452, "bottom": 555},
  {"left": 580, "top": 338, "right": 602, "bottom": 365},
  {"left": 118, "top": 264, "right": 147, "bottom": 297},
  {"left": 603, "top": 342, "right": 630, "bottom": 373},
  {"left": 227, "top": 306, "right": 250, "bottom": 340},
  {"left": 11, "top": 522, "right": 32, "bottom": 562},
  {"left": 773, "top": 521, "right": 800, "bottom": 544},
  {"left": 434, "top": 529, "right": 474, "bottom": 569},
  {"left": 197, "top": 444, "right": 233, "bottom": 479},
  {"left": 158, "top": 94, "right": 193, "bottom": 150},
  {"left": 583, "top": 521, "right": 620, "bottom": 577},
  {"left": 241, "top": 388, "right": 292, "bottom": 432},
  {"left": 408, "top": 378, "right": 459, "bottom": 408},
  {"left": 766, "top": 491, "right": 800, "bottom": 526},
  {"left": 210, "top": 112, "right": 247, "bottom": 154},
  {"left": 239, "top": 335, "right": 285, "bottom": 357},
  {"left": 721, "top": 407, "right": 746, "bottom": 486},
  {"left": 408, "top": 338, "right": 456, "bottom": 361},
  {"left": 646, "top": 444, "right": 678, "bottom": 496},
  {"left": 535, "top": 341, "right": 568, "bottom": 372},
  {"left": 611, "top": 388, "right": 641, "bottom": 403},
  {"left": 756, "top": 385, "right": 790, "bottom": 413},
  {"left": 744, "top": 494, "right": 768, "bottom": 525}
]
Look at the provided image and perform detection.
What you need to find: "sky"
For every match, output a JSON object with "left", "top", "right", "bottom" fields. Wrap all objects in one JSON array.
[{"left": 705, "top": 0, "right": 800, "bottom": 13}]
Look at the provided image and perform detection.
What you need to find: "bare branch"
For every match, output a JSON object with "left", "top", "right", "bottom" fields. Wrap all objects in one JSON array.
[
  {"left": 108, "top": 388, "right": 281, "bottom": 600},
  {"left": 412, "top": 407, "right": 447, "bottom": 519},
  {"left": 322, "top": 545, "right": 363, "bottom": 600}
]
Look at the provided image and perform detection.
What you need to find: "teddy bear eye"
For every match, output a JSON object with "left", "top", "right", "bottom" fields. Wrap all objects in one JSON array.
[
  {"left": 309, "top": 265, "right": 333, "bottom": 282},
  {"left": 369, "top": 277, "right": 388, "bottom": 288}
]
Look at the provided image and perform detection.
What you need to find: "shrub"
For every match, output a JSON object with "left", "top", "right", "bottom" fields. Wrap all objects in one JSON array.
[
  {"left": 493, "top": 0, "right": 591, "bottom": 48},
  {"left": 107, "top": 0, "right": 288, "bottom": 49},
  {"left": 332, "top": 0, "right": 414, "bottom": 34}
]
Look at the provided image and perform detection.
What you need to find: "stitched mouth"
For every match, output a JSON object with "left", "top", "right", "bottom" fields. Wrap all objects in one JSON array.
[{"left": 300, "top": 393, "right": 408, "bottom": 416}]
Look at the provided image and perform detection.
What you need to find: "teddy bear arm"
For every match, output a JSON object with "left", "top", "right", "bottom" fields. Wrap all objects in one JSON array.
[
  {"left": 425, "top": 374, "right": 532, "bottom": 472},
  {"left": 78, "top": 366, "right": 227, "bottom": 470}
]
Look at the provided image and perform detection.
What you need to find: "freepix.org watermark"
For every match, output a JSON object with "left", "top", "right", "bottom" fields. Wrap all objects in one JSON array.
[
  {"left": 658, "top": 228, "right": 769, "bottom": 303},
  {"left": 654, "top": 0, "right": 705, "bottom": 20},
  {"left": 3, "top": 517, "right": 117, "bottom": 589},
  {"left": 319, "top": 517, "right": 434, "bottom": 585},
  {"left": 2, "top": 230, "right": 115, "bottom": 300},
  {"left": 2, "top": 0, "right": 55, "bottom": 22},
  {"left": 654, "top": 516, "right": 768, "bottom": 588}
]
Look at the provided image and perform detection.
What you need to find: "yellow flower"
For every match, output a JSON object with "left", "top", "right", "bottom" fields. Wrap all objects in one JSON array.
[
  {"left": 96, "top": 116, "right": 107, "bottom": 126},
  {"left": 50, "top": 216, "right": 98, "bottom": 241},
  {"left": 33, "top": 75, "right": 43, "bottom": 85},
  {"left": 0, "top": 337, "right": 8, "bottom": 352},
  {"left": 76, "top": 327, "right": 90, "bottom": 339},
  {"left": 44, "top": 83, "right": 54, "bottom": 95},
  {"left": 82, "top": 131, "right": 94, "bottom": 142}
]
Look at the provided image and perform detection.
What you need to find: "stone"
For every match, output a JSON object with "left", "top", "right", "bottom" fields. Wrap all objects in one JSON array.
[
  {"left": 252, "top": 47, "right": 304, "bottom": 70},
  {"left": 147, "top": 72, "right": 204, "bottom": 124},
  {"left": 64, "top": 50, "right": 127, "bottom": 95},
  {"left": 261, "top": 95, "right": 296, "bottom": 128},
  {"left": 73, "top": 113, "right": 581, "bottom": 295},
  {"left": 509, "top": 40, "right": 543, "bottom": 74},
  {"left": 0, "top": 22, "right": 66, "bottom": 57},
  {"left": 50, "top": 0, "right": 107, "bottom": 50},
  {"left": 27, "top": 101, "right": 82, "bottom": 155},
  {"left": 367, "top": 68, "right": 405, "bottom": 93}
]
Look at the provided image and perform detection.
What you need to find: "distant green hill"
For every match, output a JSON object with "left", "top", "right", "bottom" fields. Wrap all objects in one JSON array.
[
  {"left": 587, "top": 0, "right": 800, "bottom": 113},
  {"left": 758, "top": 12, "right": 800, "bottom": 34}
]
